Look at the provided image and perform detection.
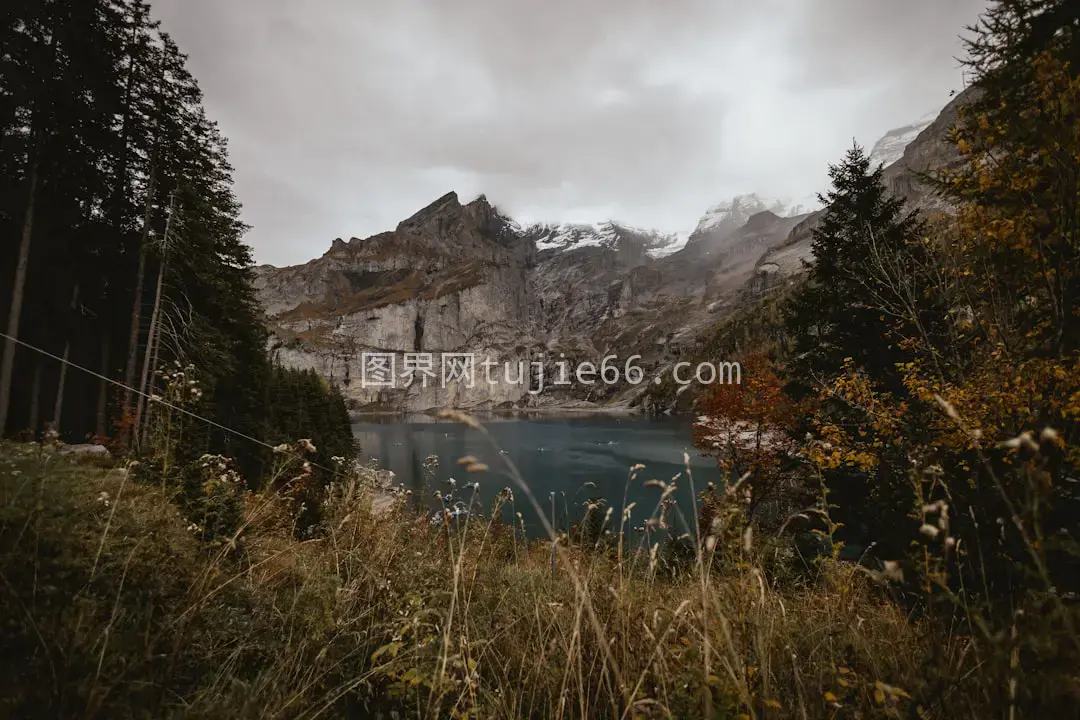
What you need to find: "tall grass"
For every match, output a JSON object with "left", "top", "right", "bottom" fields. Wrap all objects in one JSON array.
[{"left": 0, "top": 423, "right": 1074, "bottom": 718}]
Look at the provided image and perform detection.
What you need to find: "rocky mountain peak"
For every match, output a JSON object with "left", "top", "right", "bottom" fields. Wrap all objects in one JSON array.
[
  {"left": 692, "top": 194, "right": 779, "bottom": 237},
  {"left": 396, "top": 191, "right": 463, "bottom": 233}
]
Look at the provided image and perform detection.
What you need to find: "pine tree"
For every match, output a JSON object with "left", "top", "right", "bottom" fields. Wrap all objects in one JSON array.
[
  {"left": 0, "top": 0, "right": 128, "bottom": 436},
  {"left": 785, "top": 143, "right": 933, "bottom": 393},
  {"left": 0, "top": 0, "right": 354, "bottom": 506},
  {"left": 781, "top": 144, "right": 951, "bottom": 558}
]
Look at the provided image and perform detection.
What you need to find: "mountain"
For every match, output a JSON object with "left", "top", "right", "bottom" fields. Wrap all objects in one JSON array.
[
  {"left": 868, "top": 110, "right": 939, "bottom": 168},
  {"left": 254, "top": 90, "right": 976, "bottom": 414}
]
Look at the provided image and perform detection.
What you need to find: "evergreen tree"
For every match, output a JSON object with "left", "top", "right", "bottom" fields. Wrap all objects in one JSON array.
[
  {"left": 785, "top": 143, "right": 933, "bottom": 393},
  {"left": 782, "top": 144, "right": 948, "bottom": 558},
  {"left": 1, "top": 0, "right": 354, "bottom": 499}
]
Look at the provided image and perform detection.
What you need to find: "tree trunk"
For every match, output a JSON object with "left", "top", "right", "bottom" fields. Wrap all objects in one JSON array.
[
  {"left": 139, "top": 307, "right": 164, "bottom": 450},
  {"left": 96, "top": 336, "right": 110, "bottom": 439},
  {"left": 134, "top": 192, "right": 177, "bottom": 450},
  {"left": 28, "top": 360, "right": 42, "bottom": 438},
  {"left": 121, "top": 161, "right": 158, "bottom": 429},
  {"left": 0, "top": 159, "right": 39, "bottom": 437},
  {"left": 52, "top": 283, "right": 80, "bottom": 433},
  {"left": 135, "top": 256, "right": 167, "bottom": 446},
  {"left": 133, "top": 263, "right": 164, "bottom": 447}
]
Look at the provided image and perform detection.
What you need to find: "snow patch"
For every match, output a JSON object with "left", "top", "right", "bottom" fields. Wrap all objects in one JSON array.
[
  {"left": 868, "top": 109, "right": 940, "bottom": 168},
  {"left": 526, "top": 220, "right": 685, "bottom": 258}
]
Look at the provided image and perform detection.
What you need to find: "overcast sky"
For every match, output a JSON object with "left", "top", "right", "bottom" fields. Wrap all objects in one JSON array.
[{"left": 150, "top": 0, "right": 989, "bottom": 267}]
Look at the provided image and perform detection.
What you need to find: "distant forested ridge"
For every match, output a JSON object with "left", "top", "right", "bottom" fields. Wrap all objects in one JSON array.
[{"left": 0, "top": 0, "right": 352, "bottom": 483}]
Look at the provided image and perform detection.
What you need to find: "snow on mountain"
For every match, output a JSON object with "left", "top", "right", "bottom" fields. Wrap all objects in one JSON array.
[
  {"left": 648, "top": 231, "right": 692, "bottom": 258},
  {"left": 693, "top": 194, "right": 780, "bottom": 236},
  {"left": 869, "top": 109, "right": 940, "bottom": 168},
  {"left": 530, "top": 222, "right": 617, "bottom": 252},
  {"left": 784, "top": 194, "right": 823, "bottom": 217},
  {"left": 524, "top": 221, "right": 685, "bottom": 258},
  {"left": 692, "top": 193, "right": 819, "bottom": 239}
]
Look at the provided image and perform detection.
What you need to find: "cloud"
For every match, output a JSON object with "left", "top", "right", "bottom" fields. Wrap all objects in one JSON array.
[{"left": 150, "top": 0, "right": 990, "bottom": 266}]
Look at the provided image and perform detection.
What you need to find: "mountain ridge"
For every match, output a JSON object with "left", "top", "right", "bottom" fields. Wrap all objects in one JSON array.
[{"left": 254, "top": 92, "right": 971, "bottom": 414}]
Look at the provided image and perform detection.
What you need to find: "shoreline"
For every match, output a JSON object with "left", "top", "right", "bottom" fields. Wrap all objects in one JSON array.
[{"left": 349, "top": 402, "right": 653, "bottom": 423}]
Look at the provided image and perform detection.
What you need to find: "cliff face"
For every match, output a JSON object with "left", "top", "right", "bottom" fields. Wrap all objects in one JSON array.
[
  {"left": 881, "top": 85, "right": 980, "bottom": 212},
  {"left": 254, "top": 192, "right": 545, "bottom": 411},
  {"left": 255, "top": 90, "right": 976, "bottom": 414},
  {"left": 255, "top": 188, "right": 805, "bottom": 413}
]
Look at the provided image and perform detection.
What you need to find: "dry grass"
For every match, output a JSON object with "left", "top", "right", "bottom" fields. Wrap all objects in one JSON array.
[{"left": 0, "top": 438, "right": 1059, "bottom": 718}]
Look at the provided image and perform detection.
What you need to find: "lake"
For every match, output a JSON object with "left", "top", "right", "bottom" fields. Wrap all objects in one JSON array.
[{"left": 352, "top": 414, "right": 722, "bottom": 538}]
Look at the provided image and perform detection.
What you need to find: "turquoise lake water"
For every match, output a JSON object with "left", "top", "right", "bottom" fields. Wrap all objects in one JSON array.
[{"left": 352, "top": 414, "right": 721, "bottom": 538}]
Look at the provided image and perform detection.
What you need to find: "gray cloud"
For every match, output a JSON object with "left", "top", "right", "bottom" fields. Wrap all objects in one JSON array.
[{"left": 150, "top": 0, "right": 990, "bottom": 266}]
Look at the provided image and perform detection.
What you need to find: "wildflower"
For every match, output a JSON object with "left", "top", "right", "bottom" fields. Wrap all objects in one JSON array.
[
  {"left": 298, "top": 438, "right": 317, "bottom": 454},
  {"left": 272, "top": 443, "right": 290, "bottom": 454},
  {"left": 923, "top": 500, "right": 948, "bottom": 517},
  {"left": 933, "top": 394, "right": 961, "bottom": 422},
  {"left": 882, "top": 560, "right": 904, "bottom": 582},
  {"left": 97, "top": 491, "right": 111, "bottom": 507}
]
